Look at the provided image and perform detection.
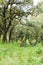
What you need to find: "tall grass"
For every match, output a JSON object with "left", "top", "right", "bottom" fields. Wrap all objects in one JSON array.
[{"left": 0, "top": 41, "right": 43, "bottom": 65}]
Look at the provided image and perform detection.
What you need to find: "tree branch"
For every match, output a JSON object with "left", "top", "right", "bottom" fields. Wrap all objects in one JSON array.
[
  {"left": 0, "top": 23, "right": 4, "bottom": 33},
  {"left": 0, "top": 14, "right": 3, "bottom": 17}
]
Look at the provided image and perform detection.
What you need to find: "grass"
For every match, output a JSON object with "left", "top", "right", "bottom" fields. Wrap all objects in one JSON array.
[{"left": 0, "top": 41, "right": 43, "bottom": 65}]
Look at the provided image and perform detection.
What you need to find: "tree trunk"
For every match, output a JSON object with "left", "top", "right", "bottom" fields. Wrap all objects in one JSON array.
[
  {"left": 20, "top": 36, "right": 26, "bottom": 47},
  {"left": 9, "top": 26, "right": 14, "bottom": 43},
  {"left": 2, "top": 32, "right": 7, "bottom": 42}
]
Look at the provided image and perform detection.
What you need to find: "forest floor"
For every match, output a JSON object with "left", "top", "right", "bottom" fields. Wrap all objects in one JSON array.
[{"left": 0, "top": 41, "right": 43, "bottom": 65}]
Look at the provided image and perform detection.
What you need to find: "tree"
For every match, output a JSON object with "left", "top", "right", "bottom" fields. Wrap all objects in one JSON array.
[{"left": 0, "top": 0, "right": 33, "bottom": 42}]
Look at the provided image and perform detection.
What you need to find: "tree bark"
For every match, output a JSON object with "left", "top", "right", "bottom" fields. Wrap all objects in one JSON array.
[
  {"left": 2, "top": 32, "right": 7, "bottom": 42},
  {"left": 20, "top": 36, "right": 26, "bottom": 47}
]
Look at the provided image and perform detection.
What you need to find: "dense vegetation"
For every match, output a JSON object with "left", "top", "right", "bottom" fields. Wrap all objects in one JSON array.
[
  {"left": 0, "top": 0, "right": 43, "bottom": 65},
  {"left": 0, "top": 0, "right": 43, "bottom": 46}
]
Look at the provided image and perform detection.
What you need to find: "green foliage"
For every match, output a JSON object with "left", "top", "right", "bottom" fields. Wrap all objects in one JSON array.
[
  {"left": 0, "top": 0, "right": 6, "bottom": 4},
  {"left": 0, "top": 0, "right": 43, "bottom": 45},
  {"left": 0, "top": 0, "right": 33, "bottom": 42}
]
